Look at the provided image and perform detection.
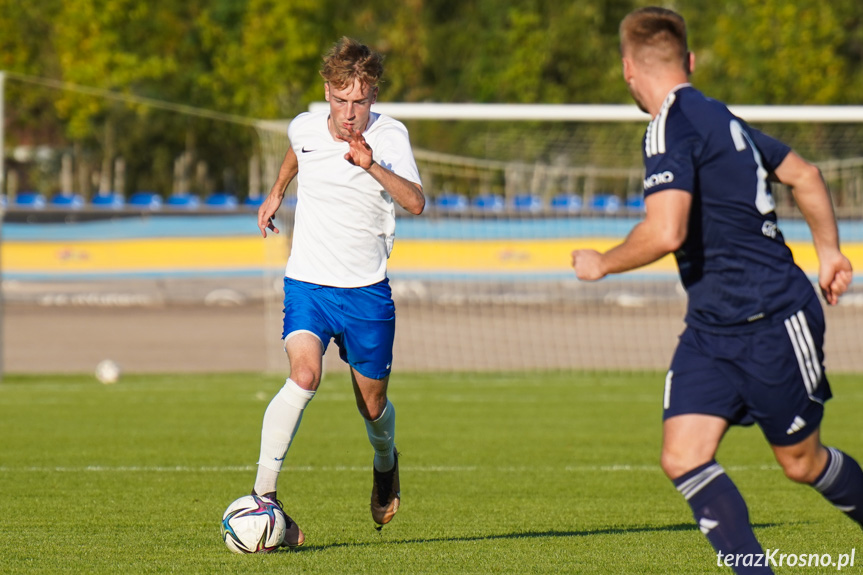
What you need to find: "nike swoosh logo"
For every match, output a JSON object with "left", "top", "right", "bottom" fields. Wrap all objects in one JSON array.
[
  {"left": 274, "top": 456, "right": 286, "bottom": 461},
  {"left": 301, "top": 147, "right": 315, "bottom": 153}
]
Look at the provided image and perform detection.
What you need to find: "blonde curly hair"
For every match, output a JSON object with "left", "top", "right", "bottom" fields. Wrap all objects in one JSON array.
[{"left": 320, "top": 36, "right": 384, "bottom": 90}]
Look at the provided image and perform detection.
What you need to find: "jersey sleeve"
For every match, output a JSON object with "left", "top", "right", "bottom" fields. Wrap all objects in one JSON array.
[
  {"left": 373, "top": 122, "right": 422, "bottom": 187},
  {"left": 747, "top": 125, "right": 792, "bottom": 173},
  {"left": 642, "top": 110, "right": 701, "bottom": 198},
  {"left": 286, "top": 112, "right": 309, "bottom": 151}
]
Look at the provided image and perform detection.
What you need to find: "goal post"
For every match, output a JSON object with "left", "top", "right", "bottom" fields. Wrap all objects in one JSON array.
[
  {"left": 253, "top": 103, "right": 863, "bottom": 375},
  {"left": 308, "top": 102, "right": 863, "bottom": 123},
  {"left": 301, "top": 102, "right": 863, "bottom": 217}
]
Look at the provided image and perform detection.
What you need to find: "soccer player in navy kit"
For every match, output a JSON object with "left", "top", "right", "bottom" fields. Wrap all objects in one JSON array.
[{"left": 573, "top": 7, "right": 862, "bottom": 573}]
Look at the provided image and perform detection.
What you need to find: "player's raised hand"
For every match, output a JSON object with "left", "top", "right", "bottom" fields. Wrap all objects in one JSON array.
[
  {"left": 818, "top": 251, "right": 853, "bottom": 305},
  {"left": 339, "top": 128, "right": 374, "bottom": 170},
  {"left": 257, "top": 193, "right": 283, "bottom": 238},
  {"left": 572, "top": 249, "right": 606, "bottom": 281}
]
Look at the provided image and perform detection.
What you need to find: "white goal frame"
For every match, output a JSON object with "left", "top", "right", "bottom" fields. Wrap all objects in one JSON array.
[{"left": 306, "top": 102, "right": 863, "bottom": 123}]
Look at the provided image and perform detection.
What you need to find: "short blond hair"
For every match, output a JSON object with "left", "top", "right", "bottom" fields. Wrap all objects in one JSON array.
[
  {"left": 620, "top": 7, "right": 688, "bottom": 70},
  {"left": 320, "top": 36, "right": 384, "bottom": 90}
]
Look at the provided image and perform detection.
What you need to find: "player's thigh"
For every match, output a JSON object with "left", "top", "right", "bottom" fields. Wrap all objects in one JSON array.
[
  {"left": 745, "top": 302, "right": 831, "bottom": 447},
  {"left": 662, "top": 328, "right": 745, "bottom": 476},
  {"left": 282, "top": 278, "right": 340, "bottom": 388},
  {"left": 664, "top": 328, "right": 748, "bottom": 424},
  {"left": 282, "top": 277, "right": 337, "bottom": 349},
  {"left": 339, "top": 280, "right": 396, "bottom": 381}
]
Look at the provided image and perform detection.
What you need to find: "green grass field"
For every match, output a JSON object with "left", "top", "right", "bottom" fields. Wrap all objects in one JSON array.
[{"left": 1, "top": 370, "right": 861, "bottom": 574}]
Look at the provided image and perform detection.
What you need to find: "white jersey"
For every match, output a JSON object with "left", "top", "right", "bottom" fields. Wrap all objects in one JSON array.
[{"left": 284, "top": 110, "right": 422, "bottom": 287}]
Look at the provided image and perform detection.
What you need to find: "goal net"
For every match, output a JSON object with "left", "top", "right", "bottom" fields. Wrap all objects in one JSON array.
[{"left": 255, "top": 104, "right": 863, "bottom": 375}]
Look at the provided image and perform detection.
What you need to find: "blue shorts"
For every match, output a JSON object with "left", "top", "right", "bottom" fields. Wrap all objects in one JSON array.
[
  {"left": 663, "top": 297, "right": 832, "bottom": 446},
  {"left": 282, "top": 277, "right": 395, "bottom": 380}
]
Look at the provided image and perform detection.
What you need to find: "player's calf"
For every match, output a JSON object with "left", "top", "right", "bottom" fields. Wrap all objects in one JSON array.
[
  {"left": 673, "top": 460, "right": 772, "bottom": 574},
  {"left": 811, "top": 447, "right": 863, "bottom": 528}
]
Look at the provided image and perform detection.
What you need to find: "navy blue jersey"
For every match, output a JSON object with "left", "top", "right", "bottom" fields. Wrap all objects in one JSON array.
[{"left": 642, "top": 85, "right": 816, "bottom": 333}]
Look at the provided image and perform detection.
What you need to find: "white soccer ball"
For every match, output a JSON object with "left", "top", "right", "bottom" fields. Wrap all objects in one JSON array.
[
  {"left": 94, "top": 360, "right": 121, "bottom": 384},
  {"left": 221, "top": 495, "right": 286, "bottom": 554}
]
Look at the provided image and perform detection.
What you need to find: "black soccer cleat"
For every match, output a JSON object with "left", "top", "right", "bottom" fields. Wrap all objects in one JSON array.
[{"left": 370, "top": 449, "right": 401, "bottom": 529}]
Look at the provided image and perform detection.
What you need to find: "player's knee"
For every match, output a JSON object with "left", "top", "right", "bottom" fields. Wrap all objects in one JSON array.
[
  {"left": 289, "top": 365, "right": 320, "bottom": 390},
  {"left": 779, "top": 456, "right": 821, "bottom": 484},
  {"left": 774, "top": 439, "right": 827, "bottom": 484},
  {"left": 660, "top": 451, "right": 688, "bottom": 480},
  {"left": 660, "top": 450, "right": 710, "bottom": 480},
  {"left": 356, "top": 400, "right": 384, "bottom": 421},
  {"left": 356, "top": 394, "right": 387, "bottom": 421}
]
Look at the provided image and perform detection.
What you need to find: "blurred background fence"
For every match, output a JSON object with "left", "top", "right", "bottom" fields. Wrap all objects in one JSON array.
[
  {"left": 3, "top": 204, "right": 862, "bottom": 377},
  {"left": 3, "top": 101, "right": 863, "bottom": 376}
]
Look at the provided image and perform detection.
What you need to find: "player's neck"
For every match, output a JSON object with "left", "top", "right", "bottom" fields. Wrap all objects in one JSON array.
[
  {"left": 326, "top": 116, "right": 340, "bottom": 141},
  {"left": 646, "top": 77, "right": 690, "bottom": 118}
]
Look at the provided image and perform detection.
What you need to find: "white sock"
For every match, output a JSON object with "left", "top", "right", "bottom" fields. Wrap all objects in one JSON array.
[
  {"left": 364, "top": 400, "right": 396, "bottom": 472},
  {"left": 254, "top": 378, "right": 315, "bottom": 496}
]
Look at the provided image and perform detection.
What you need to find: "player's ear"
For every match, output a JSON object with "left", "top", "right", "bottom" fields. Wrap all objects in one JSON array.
[
  {"left": 324, "top": 82, "right": 331, "bottom": 102},
  {"left": 371, "top": 86, "right": 378, "bottom": 104},
  {"left": 685, "top": 51, "right": 695, "bottom": 75},
  {"left": 622, "top": 57, "right": 633, "bottom": 82}
]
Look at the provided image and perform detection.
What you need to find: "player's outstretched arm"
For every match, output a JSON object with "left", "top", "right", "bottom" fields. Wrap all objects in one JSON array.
[
  {"left": 339, "top": 128, "right": 425, "bottom": 215},
  {"left": 257, "top": 147, "right": 299, "bottom": 238},
  {"left": 572, "top": 190, "right": 690, "bottom": 281},
  {"left": 774, "top": 151, "right": 853, "bottom": 305}
]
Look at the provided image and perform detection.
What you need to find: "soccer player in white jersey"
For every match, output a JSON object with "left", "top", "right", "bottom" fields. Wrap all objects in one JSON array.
[
  {"left": 573, "top": 7, "right": 862, "bottom": 574},
  {"left": 252, "top": 37, "right": 424, "bottom": 545}
]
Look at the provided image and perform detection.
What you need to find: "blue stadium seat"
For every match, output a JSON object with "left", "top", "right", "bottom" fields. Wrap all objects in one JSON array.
[
  {"left": 166, "top": 194, "right": 201, "bottom": 209},
  {"left": 204, "top": 192, "right": 238, "bottom": 209},
  {"left": 472, "top": 194, "right": 504, "bottom": 212},
  {"left": 434, "top": 193, "right": 468, "bottom": 212},
  {"left": 512, "top": 193, "right": 543, "bottom": 213},
  {"left": 91, "top": 192, "right": 125, "bottom": 209},
  {"left": 625, "top": 193, "right": 645, "bottom": 212},
  {"left": 0, "top": 194, "right": 5, "bottom": 209},
  {"left": 589, "top": 193, "right": 622, "bottom": 213},
  {"left": 283, "top": 195, "right": 298, "bottom": 209},
  {"left": 14, "top": 191, "right": 46, "bottom": 209},
  {"left": 549, "top": 194, "right": 583, "bottom": 213},
  {"left": 128, "top": 191, "right": 163, "bottom": 210},
  {"left": 51, "top": 193, "right": 85, "bottom": 209},
  {"left": 243, "top": 196, "right": 264, "bottom": 209}
]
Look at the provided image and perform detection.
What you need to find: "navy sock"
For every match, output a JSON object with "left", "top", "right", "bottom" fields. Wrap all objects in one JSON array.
[
  {"left": 674, "top": 461, "right": 772, "bottom": 574},
  {"left": 812, "top": 447, "right": 863, "bottom": 527}
]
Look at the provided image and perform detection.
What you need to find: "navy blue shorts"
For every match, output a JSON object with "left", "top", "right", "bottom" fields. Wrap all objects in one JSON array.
[
  {"left": 663, "top": 297, "right": 832, "bottom": 446},
  {"left": 282, "top": 277, "right": 395, "bottom": 380}
]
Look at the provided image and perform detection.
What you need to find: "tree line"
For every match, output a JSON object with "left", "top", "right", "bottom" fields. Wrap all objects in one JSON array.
[{"left": 1, "top": 0, "right": 860, "bottom": 198}]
